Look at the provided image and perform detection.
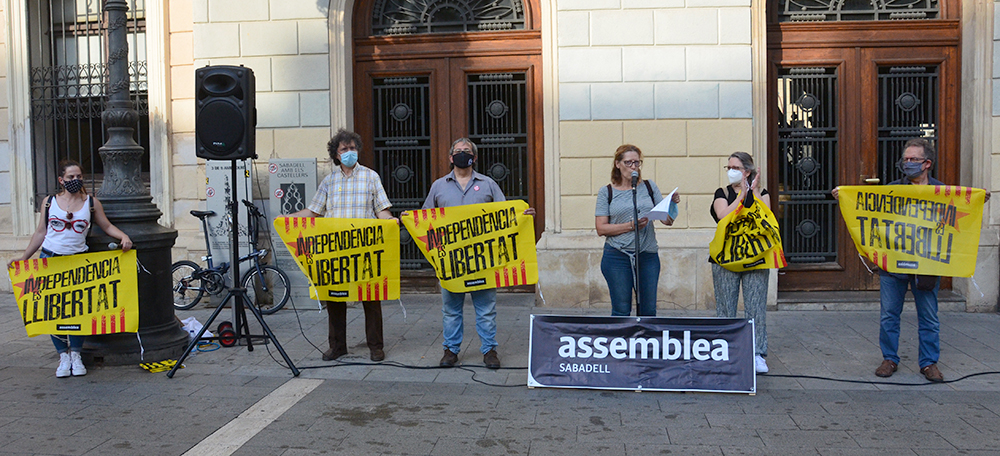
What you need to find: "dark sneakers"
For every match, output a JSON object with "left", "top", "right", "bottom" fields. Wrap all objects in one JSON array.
[
  {"left": 322, "top": 348, "right": 347, "bottom": 361},
  {"left": 875, "top": 359, "right": 898, "bottom": 378},
  {"left": 370, "top": 349, "right": 385, "bottom": 362},
  {"left": 440, "top": 349, "right": 458, "bottom": 367},
  {"left": 921, "top": 363, "right": 944, "bottom": 382},
  {"left": 484, "top": 349, "right": 501, "bottom": 369}
]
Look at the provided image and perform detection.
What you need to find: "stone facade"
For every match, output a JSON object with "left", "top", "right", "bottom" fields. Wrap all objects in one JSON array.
[{"left": 0, "top": 0, "right": 996, "bottom": 315}]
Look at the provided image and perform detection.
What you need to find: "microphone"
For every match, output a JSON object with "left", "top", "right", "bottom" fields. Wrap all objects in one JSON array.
[{"left": 630, "top": 171, "right": 639, "bottom": 189}]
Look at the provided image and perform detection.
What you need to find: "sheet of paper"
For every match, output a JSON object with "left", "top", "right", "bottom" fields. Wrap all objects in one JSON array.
[{"left": 641, "top": 187, "right": 678, "bottom": 222}]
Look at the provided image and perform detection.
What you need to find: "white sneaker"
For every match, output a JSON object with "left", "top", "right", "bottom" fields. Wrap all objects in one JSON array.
[
  {"left": 70, "top": 351, "right": 87, "bottom": 376},
  {"left": 56, "top": 352, "right": 71, "bottom": 378},
  {"left": 754, "top": 354, "right": 769, "bottom": 374}
]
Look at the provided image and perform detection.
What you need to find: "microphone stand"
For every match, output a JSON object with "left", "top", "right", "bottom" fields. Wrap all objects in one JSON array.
[{"left": 630, "top": 172, "right": 641, "bottom": 314}]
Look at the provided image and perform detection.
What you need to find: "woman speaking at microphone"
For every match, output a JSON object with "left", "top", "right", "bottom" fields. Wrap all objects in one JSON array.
[
  {"left": 7, "top": 160, "right": 133, "bottom": 378},
  {"left": 710, "top": 152, "right": 770, "bottom": 373},
  {"left": 595, "top": 144, "right": 680, "bottom": 317}
]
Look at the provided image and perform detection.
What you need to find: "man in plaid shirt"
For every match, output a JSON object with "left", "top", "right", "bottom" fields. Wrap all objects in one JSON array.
[{"left": 291, "top": 129, "right": 397, "bottom": 362}]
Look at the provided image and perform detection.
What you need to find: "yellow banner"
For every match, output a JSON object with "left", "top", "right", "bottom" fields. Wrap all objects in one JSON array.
[
  {"left": 709, "top": 194, "right": 787, "bottom": 272},
  {"left": 273, "top": 217, "right": 400, "bottom": 301},
  {"left": 401, "top": 201, "right": 538, "bottom": 292},
  {"left": 8, "top": 250, "right": 139, "bottom": 337},
  {"left": 837, "top": 185, "right": 985, "bottom": 277}
]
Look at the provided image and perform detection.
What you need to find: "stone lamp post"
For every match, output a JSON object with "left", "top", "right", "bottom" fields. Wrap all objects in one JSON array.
[{"left": 84, "top": 0, "right": 189, "bottom": 364}]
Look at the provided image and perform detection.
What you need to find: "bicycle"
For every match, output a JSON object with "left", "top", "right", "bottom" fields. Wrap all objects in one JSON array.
[{"left": 171, "top": 199, "right": 291, "bottom": 314}]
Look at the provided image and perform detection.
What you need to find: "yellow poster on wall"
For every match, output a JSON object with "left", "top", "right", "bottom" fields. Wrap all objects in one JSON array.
[
  {"left": 273, "top": 217, "right": 400, "bottom": 301},
  {"left": 401, "top": 200, "right": 538, "bottom": 293},
  {"left": 837, "top": 185, "right": 985, "bottom": 277},
  {"left": 709, "top": 193, "right": 787, "bottom": 272},
  {"left": 8, "top": 250, "right": 139, "bottom": 337}
]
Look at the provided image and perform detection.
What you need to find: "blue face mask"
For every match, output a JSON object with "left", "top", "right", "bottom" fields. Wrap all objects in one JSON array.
[
  {"left": 899, "top": 160, "right": 924, "bottom": 179},
  {"left": 339, "top": 150, "right": 358, "bottom": 168}
]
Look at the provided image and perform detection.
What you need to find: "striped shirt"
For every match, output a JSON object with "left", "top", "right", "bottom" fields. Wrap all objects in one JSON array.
[
  {"left": 307, "top": 164, "right": 391, "bottom": 219},
  {"left": 595, "top": 181, "right": 663, "bottom": 253}
]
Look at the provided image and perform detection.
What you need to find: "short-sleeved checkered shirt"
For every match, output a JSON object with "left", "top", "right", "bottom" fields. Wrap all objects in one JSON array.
[{"left": 307, "top": 164, "right": 391, "bottom": 219}]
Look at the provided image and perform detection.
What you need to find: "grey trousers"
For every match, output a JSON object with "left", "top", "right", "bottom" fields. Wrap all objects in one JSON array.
[{"left": 712, "top": 263, "right": 769, "bottom": 356}]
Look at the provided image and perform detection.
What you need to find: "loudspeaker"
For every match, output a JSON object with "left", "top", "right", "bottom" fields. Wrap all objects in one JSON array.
[{"left": 196, "top": 65, "right": 256, "bottom": 160}]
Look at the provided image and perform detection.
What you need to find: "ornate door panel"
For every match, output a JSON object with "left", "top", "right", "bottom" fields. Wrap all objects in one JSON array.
[
  {"left": 354, "top": 56, "right": 542, "bottom": 269},
  {"left": 768, "top": 4, "right": 960, "bottom": 291}
]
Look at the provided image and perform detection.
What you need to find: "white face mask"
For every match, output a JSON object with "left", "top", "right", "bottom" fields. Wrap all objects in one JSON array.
[{"left": 727, "top": 169, "right": 744, "bottom": 184}]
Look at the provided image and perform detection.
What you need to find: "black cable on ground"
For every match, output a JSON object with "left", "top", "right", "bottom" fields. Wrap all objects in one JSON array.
[{"left": 767, "top": 371, "right": 1000, "bottom": 386}]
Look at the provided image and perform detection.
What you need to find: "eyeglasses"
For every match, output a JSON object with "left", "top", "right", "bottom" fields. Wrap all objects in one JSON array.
[
  {"left": 724, "top": 166, "right": 745, "bottom": 171},
  {"left": 452, "top": 149, "right": 473, "bottom": 155},
  {"left": 901, "top": 157, "right": 928, "bottom": 163},
  {"left": 622, "top": 160, "right": 642, "bottom": 167},
  {"left": 49, "top": 218, "right": 88, "bottom": 233}
]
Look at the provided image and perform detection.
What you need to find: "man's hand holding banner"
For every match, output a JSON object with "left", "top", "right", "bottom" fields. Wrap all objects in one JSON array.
[
  {"left": 401, "top": 200, "right": 538, "bottom": 293},
  {"left": 273, "top": 217, "right": 400, "bottom": 301},
  {"left": 709, "top": 193, "right": 787, "bottom": 271},
  {"left": 836, "top": 185, "right": 985, "bottom": 277},
  {"left": 8, "top": 250, "right": 139, "bottom": 337}
]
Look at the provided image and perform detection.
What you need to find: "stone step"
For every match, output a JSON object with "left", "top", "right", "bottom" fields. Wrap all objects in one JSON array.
[{"left": 777, "top": 290, "right": 966, "bottom": 311}]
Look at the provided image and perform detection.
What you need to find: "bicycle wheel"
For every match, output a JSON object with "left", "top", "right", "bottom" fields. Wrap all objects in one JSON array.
[
  {"left": 242, "top": 265, "right": 290, "bottom": 315},
  {"left": 171, "top": 260, "right": 205, "bottom": 310}
]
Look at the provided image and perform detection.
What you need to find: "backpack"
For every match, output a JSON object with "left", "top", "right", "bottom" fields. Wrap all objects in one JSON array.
[
  {"left": 606, "top": 181, "right": 655, "bottom": 205},
  {"left": 44, "top": 195, "right": 95, "bottom": 235}
]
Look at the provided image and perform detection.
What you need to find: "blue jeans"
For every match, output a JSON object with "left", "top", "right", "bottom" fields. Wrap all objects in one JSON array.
[
  {"left": 879, "top": 273, "right": 940, "bottom": 368},
  {"left": 600, "top": 246, "right": 660, "bottom": 316},
  {"left": 441, "top": 288, "right": 497, "bottom": 355},
  {"left": 39, "top": 249, "right": 86, "bottom": 353}
]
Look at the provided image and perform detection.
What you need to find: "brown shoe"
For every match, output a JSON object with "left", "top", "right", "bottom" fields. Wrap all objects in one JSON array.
[
  {"left": 484, "top": 349, "right": 501, "bottom": 369},
  {"left": 921, "top": 363, "right": 944, "bottom": 383},
  {"left": 440, "top": 349, "right": 458, "bottom": 367},
  {"left": 322, "top": 348, "right": 347, "bottom": 361},
  {"left": 370, "top": 349, "right": 385, "bottom": 362},
  {"left": 875, "top": 359, "right": 898, "bottom": 378}
]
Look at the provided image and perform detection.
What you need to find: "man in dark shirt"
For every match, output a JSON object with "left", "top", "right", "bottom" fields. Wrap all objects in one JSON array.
[{"left": 834, "top": 138, "right": 989, "bottom": 382}]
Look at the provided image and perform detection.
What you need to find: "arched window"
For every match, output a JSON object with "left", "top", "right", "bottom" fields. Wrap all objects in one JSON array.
[{"left": 371, "top": 0, "right": 526, "bottom": 35}]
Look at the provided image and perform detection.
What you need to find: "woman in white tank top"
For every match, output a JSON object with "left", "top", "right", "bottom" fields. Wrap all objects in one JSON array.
[{"left": 7, "top": 160, "right": 133, "bottom": 378}]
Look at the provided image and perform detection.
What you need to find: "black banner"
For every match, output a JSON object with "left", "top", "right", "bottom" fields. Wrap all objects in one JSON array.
[{"left": 528, "top": 315, "right": 755, "bottom": 393}]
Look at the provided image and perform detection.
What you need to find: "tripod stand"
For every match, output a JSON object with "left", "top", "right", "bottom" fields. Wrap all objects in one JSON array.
[{"left": 168, "top": 161, "right": 299, "bottom": 378}]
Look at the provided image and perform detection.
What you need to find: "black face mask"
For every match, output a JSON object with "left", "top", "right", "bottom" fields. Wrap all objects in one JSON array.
[
  {"left": 452, "top": 152, "right": 474, "bottom": 169},
  {"left": 63, "top": 179, "right": 84, "bottom": 194}
]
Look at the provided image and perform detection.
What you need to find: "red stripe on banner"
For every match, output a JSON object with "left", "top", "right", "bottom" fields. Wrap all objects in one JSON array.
[
  {"left": 293, "top": 217, "right": 298, "bottom": 228},
  {"left": 101, "top": 315, "right": 107, "bottom": 334},
  {"left": 41, "top": 258, "right": 48, "bottom": 268},
  {"left": 421, "top": 209, "right": 429, "bottom": 222},
  {"left": 882, "top": 253, "right": 888, "bottom": 270},
  {"left": 504, "top": 268, "right": 510, "bottom": 287},
  {"left": 367, "top": 282, "right": 372, "bottom": 301},
  {"left": 311, "top": 218, "right": 315, "bottom": 228},
  {"left": 358, "top": 285, "right": 363, "bottom": 300},
  {"left": 945, "top": 186, "right": 952, "bottom": 197},
  {"left": 439, "top": 207, "right": 445, "bottom": 217},
  {"left": 520, "top": 261, "right": 527, "bottom": 284},
  {"left": 383, "top": 277, "right": 388, "bottom": 297},
  {"left": 966, "top": 187, "right": 972, "bottom": 204},
  {"left": 284, "top": 217, "right": 290, "bottom": 233},
  {"left": 374, "top": 283, "right": 380, "bottom": 301},
  {"left": 120, "top": 309, "right": 126, "bottom": 332},
  {"left": 934, "top": 185, "right": 941, "bottom": 195},
  {"left": 495, "top": 270, "right": 501, "bottom": 287},
  {"left": 33, "top": 259, "right": 39, "bottom": 271},
  {"left": 92, "top": 319, "right": 97, "bottom": 334},
  {"left": 430, "top": 208, "right": 437, "bottom": 220},
  {"left": 13, "top": 262, "right": 18, "bottom": 275},
  {"left": 110, "top": 315, "right": 115, "bottom": 333}
]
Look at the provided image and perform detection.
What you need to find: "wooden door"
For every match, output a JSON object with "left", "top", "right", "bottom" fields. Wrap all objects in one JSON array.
[
  {"left": 768, "top": 13, "right": 961, "bottom": 291},
  {"left": 352, "top": 0, "right": 543, "bottom": 271}
]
